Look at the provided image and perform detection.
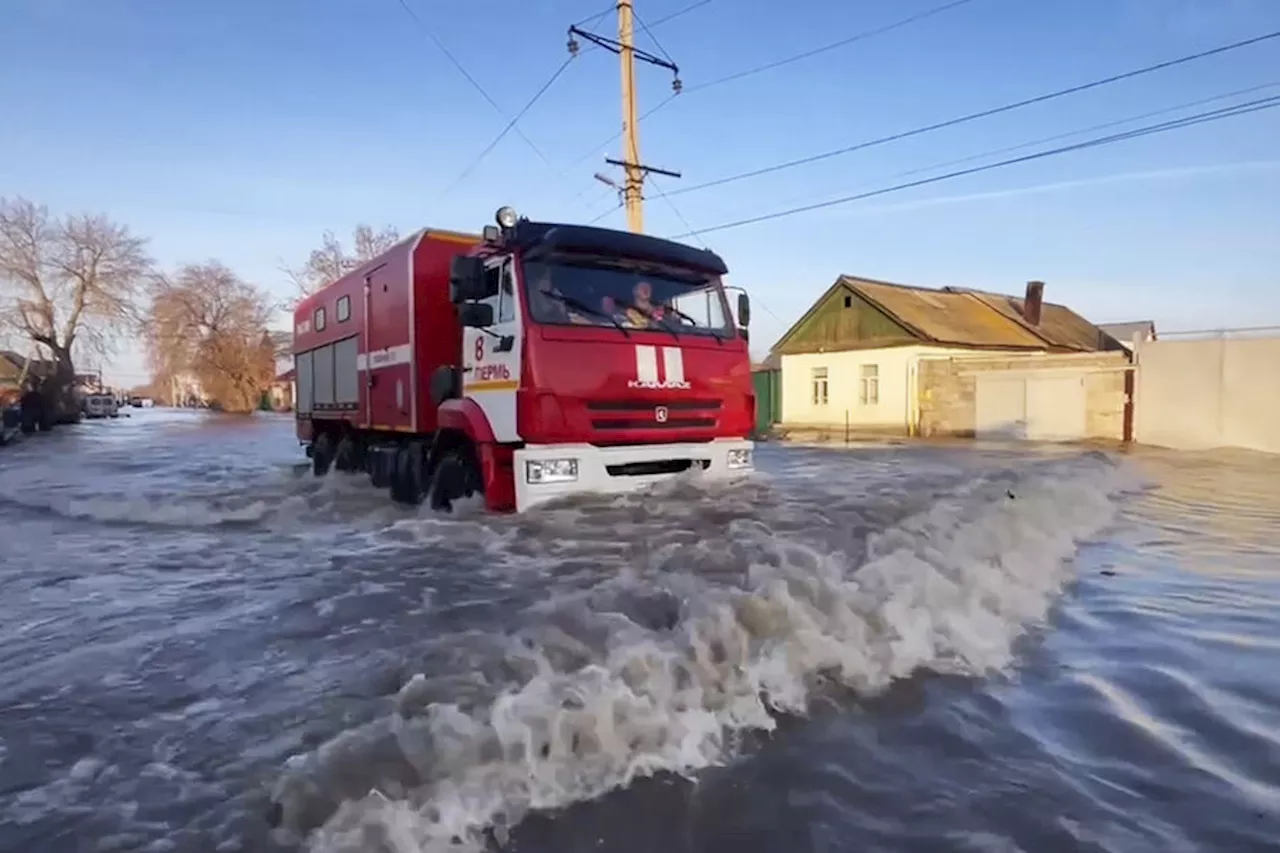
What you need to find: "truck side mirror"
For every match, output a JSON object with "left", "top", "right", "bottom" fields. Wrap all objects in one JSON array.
[
  {"left": 737, "top": 292, "right": 751, "bottom": 327},
  {"left": 449, "top": 256, "right": 488, "bottom": 303},
  {"left": 458, "top": 302, "right": 494, "bottom": 328}
]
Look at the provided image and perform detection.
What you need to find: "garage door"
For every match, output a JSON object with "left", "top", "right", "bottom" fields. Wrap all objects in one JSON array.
[
  {"left": 1025, "top": 374, "right": 1086, "bottom": 441},
  {"left": 975, "top": 376, "right": 1026, "bottom": 439},
  {"left": 976, "top": 373, "right": 1089, "bottom": 442}
]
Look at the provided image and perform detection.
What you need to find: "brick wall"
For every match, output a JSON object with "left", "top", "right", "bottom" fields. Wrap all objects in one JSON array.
[{"left": 917, "top": 351, "right": 1131, "bottom": 439}]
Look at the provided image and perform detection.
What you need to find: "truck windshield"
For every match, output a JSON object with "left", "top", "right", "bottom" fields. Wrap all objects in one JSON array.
[{"left": 523, "top": 260, "right": 732, "bottom": 338}]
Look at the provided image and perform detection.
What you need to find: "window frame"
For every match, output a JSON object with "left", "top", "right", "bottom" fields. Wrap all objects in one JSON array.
[
  {"left": 314, "top": 306, "right": 327, "bottom": 332},
  {"left": 811, "top": 366, "right": 829, "bottom": 406},
  {"left": 859, "top": 363, "right": 880, "bottom": 405},
  {"left": 336, "top": 295, "right": 351, "bottom": 323}
]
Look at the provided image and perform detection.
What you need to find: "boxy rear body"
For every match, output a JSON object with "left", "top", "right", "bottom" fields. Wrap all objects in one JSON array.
[{"left": 292, "top": 217, "right": 755, "bottom": 513}]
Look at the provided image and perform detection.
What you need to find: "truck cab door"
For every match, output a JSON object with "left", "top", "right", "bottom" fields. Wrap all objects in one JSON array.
[{"left": 460, "top": 258, "right": 523, "bottom": 443}]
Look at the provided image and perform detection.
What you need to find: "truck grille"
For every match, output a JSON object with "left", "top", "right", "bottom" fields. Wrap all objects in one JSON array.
[{"left": 586, "top": 398, "right": 721, "bottom": 431}]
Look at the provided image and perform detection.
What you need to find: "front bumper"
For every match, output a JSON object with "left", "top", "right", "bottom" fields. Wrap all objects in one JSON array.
[{"left": 513, "top": 438, "right": 755, "bottom": 512}]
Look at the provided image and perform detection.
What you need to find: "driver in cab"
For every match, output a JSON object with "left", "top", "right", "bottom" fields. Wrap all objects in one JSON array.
[{"left": 621, "top": 280, "right": 668, "bottom": 329}]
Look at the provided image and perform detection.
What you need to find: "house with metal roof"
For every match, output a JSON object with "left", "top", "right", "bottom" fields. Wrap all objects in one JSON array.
[
  {"left": 1096, "top": 320, "right": 1156, "bottom": 351},
  {"left": 770, "top": 275, "right": 1124, "bottom": 434}
]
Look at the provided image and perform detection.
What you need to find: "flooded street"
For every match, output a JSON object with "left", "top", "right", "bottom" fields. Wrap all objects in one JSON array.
[{"left": 1, "top": 410, "right": 1278, "bottom": 853}]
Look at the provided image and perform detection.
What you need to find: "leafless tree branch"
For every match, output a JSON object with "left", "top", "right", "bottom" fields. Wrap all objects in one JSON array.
[{"left": 280, "top": 223, "right": 401, "bottom": 305}]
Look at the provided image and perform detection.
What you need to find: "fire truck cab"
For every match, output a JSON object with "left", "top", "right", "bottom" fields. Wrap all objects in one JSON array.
[{"left": 293, "top": 207, "right": 755, "bottom": 513}]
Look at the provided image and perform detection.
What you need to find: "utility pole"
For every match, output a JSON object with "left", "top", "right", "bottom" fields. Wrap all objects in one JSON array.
[{"left": 569, "top": 2, "right": 683, "bottom": 233}]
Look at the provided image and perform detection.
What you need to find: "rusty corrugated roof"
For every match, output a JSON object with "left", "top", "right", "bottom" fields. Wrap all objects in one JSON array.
[
  {"left": 846, "top": 277, "right": 1048, "bottom": 350},
  {"left": 963, "top": 291, "right": 1108, "bottom": 352}
]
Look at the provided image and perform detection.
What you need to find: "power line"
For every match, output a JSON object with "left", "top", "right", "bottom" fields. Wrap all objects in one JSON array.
[
  {"left": 441, "top": 56, "right": 578, "bottom": 194},
  {"left": 666, "top": 27, "right": 1280, "bottom": 198},
  {"left": 647, "top": 176, "right": 707, "bottom": 247},
  {"left": 573, "top": 3, "right": 615, "bottom": 28},
  {"left": 688, "top": 0, "right": 979, "bottom": 95},
  {"left": 568, "top": 0, "right": 983, "bottom": 168},
  {"left": 765, "top": 79, "right": 1280, "bottom": 212},
  {"left": 649, "top": 0, "right": 714, "bottom": 29},
  {"left": 633, "top": 11, "right": 677, "bottom": 66},
  {"left": 671, "top": 93, "right": 1280, "bottom": 239},
  {"left": 394, "top": 0, "right": 557, "bottom": 169},
  {"left": 587, "top": 202, "right": 623, "bottom": 225}
]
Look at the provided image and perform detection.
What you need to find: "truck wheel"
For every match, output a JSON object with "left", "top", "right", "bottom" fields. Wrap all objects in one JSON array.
[
  {"left": 334, "top": 436, "right": 358, "bottom": 473},
  {"left": 312, "top": 433, "right": 334, "bottom": 477},
  {"left": 429, "top": 447, "right": 481, "bottom": 513},
  {"left": 390, "top": 442, "right": 427, "bottom": 506}
]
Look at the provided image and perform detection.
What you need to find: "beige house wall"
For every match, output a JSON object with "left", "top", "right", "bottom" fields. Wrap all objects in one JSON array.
[
  {"left": 918, "top": 351, "right": 1131, "bottom": 440},
  {"left": 779, "top": 345, "right": 1034, "bottom": 433}
]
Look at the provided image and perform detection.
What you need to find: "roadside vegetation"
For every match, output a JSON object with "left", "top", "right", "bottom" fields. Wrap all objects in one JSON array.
[{"left": 1, "top": 194, "right": 390, "bottom": 416}]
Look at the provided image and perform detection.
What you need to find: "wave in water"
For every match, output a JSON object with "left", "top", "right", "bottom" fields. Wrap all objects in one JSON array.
[{"left": 268, "top": 452, "right": 1137, "bottom": 853}]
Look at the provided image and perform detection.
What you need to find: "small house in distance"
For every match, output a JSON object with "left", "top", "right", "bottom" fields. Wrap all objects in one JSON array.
[
  {"left": 1097, "top": 320, "right": 1156, "bottom": 352},
  {"left": 772, "top": 275, "right": 1133, "bottom": 441}
]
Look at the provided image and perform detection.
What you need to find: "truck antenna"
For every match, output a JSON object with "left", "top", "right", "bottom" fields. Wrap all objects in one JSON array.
[{"left": 568, "top": 1, "right": 682, "bottom": 234}]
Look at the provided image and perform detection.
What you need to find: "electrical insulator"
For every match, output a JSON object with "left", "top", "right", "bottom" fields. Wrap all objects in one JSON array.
[
  {"left": 672, "top": 76, "right": 683, "bottom": 94},
  {"left": 567, "top": 34, "right": 580, "bottom": 56}
]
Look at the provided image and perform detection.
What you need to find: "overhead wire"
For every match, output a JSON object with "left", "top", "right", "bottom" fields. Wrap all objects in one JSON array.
[
  {"left": 645, "top": 177, "right": 788, "bottom": 326},
  {"left": 394, "top": 0, "right": 558, "bottom": 170},
  {"left": 441, "top": 56, "right": 578, "bottom": 194},
  {"left": 633, "top": 11, "right": 678, "bottom": 66},
  {"left": 665, "top": 27, "right": 1280, "bottom": 198},
  {"left": 567, "top": 0, "right": 984, "bottom": 169},
  {"left": 587, "top": 202, "right": 624, "bottom": 225},
  {"left": 670, "top": 93, "right": 1280, "bottom": 239},
  {"left": 762, "top": 79, "right": 1280, "bottom": 212}
]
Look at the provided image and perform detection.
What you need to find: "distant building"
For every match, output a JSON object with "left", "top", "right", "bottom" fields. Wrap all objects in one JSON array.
[
  {"left": 268, "top": 330, "right": 295, "bottom": 411},
  {"left": 772, "top": 276, "right": 1127, "bottom": 436},
  {"left": 171, "top": 372, "right": 207, "bottom": 407},
  {"left": 1097, "top": 321, "right": 1156, "bottom": 352}
]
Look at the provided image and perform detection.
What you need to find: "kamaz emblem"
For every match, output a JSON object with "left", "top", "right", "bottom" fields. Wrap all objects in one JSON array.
[
  {"left": 628, "top": 345, "right": 691, "bottom": 391},
  {"left": 655, "top": 406, "right": 669, "bottom": 423}
]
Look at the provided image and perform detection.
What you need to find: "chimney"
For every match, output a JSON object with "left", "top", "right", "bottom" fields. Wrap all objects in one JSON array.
[{"left": 1023, "top": 280, "right": 1044, "bottom": 326}]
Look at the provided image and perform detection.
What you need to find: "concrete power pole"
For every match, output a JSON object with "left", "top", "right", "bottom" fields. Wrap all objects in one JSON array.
[{"left": 569, "top": 1, "right": 683, "bottom": 234}]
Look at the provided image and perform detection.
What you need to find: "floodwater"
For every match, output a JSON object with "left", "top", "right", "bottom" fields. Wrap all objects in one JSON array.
[{"left": 1, "top": 409, "right": 1278, "bottom": 853}]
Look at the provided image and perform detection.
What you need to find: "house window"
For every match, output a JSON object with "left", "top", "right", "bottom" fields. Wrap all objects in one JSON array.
[
  {"left": 843, "top": 295, "right": 852, "bottom": 308},
  {"left": 314, "top": 306, "right": 326, "bottom": 332},
  {"left": 336, "top": 295, "right": 351, "bottom": 323},
  {"left": 811, "top": 367, "right": 829, "bottom": 406},
  {"left": 859, "top": 364, "right": 879, "bottom": 405}
]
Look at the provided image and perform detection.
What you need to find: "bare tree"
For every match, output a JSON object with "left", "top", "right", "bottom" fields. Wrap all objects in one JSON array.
[
  {"left": 0, "top": 196, "right": 151, "bottom": 419},
  {"left": 146, "top": 261, "right": 276, "bottom": 414},
  {"left": 282, "top": 223, "right": 401, "bottom": 301}
]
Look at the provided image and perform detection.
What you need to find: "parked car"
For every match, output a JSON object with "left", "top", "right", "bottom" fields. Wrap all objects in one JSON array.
[{"left": 82, "top": 393, "right": 119, "bottom": 419}]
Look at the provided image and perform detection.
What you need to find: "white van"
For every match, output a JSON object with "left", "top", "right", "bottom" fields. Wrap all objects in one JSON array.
[{"left": 83, "top": 394, "right": 119, "bottom": 419}]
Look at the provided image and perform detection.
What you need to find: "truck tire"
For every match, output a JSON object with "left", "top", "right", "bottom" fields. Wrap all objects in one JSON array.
[
  {"left": 429, "top": 447, "right": 481, "bottom": 513},
  {"left": 334, "top": 436, "right": 359, "bottom": 473},
  {"left": 391, "top": 442, "right": 427, "bottom": 506},
  {"left": 312, "top": 432, "right": 334, "bottom": 477}
]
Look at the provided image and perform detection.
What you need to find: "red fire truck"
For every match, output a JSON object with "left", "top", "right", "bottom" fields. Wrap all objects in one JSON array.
[{"left": 291, "top": 207, "right": 755, "bottom": 513}]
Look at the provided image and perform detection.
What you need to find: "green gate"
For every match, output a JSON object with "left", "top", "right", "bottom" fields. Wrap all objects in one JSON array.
[{"left": 752, "top": 369, "right": 781, "bottom": 436}]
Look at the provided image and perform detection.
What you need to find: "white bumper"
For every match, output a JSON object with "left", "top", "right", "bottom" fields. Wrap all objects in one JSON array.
[{"left": 513, "top": 438, "right": 755, "bottom": 512}]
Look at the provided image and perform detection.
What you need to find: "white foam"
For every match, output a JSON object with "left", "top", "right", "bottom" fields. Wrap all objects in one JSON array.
[{"left": 269, "top": 452, "right": 1134, "bottom": 853}]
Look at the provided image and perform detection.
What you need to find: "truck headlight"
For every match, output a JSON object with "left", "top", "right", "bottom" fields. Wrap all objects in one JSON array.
[
  {"left": 726, "top": 448, "right": 753, "bottom": 469},
  {"left": 526, "top": 458, "right": 579, "bottom": 484}
]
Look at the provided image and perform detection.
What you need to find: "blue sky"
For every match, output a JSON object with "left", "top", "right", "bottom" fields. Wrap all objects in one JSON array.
[{"left": 3, "top": 0, "right": 1279, "bottom": 386}]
